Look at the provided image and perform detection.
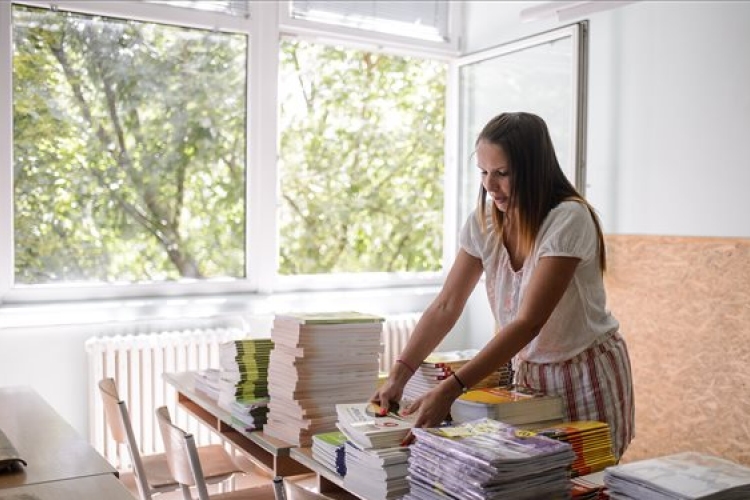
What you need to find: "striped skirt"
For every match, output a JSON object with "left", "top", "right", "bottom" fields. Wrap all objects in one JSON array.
[{"left": 515, "top": 331, "right": 635, "bottom": 461}]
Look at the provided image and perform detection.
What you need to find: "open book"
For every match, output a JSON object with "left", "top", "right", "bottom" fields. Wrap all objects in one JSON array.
[{"left": 0, "top": 428, "right": 27, "bottom": 473}]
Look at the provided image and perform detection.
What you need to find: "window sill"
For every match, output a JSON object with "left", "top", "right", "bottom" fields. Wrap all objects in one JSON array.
[{"left": 0, "top": 284, "right": 441, "bottom": 330}]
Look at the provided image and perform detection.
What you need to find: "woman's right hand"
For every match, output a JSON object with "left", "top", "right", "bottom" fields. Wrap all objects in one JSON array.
[
  {"left": 370, "top": 377, "right": 405, "bottom": 412},
  {"left": 370, "top": 360, "right": 414, "bottom": 411}
]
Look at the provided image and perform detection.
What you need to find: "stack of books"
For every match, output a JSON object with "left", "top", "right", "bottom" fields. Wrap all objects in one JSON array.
[
  {"left": 263, "top": 312, "right": 384, "bottom": 446},
  {"left": 604, "top": 452, "right": 750, "bottom": 499},
  {"left": 404, "top": 418, "right": 575, "bottom": 500},
  {"left": 311, "top": 430, "right": 347, "bottom": 476},
  {"left": 336, "top": 402, "right": 414, "bottom": 500},
  {"left": 450, "top": 386, "right": 564, "bottom": 427},
  {"left": 536, "top": 421, "right": 616, "bottom": 477},
  {"left": 194, "top": 368, "right": 221, "bottom": 400},
  {"left": 403, "top": 349, "right": 512, "bottom": 402},
  {"left": 570, "top": 471, "right": 607, "bottom": 499},
  {"left": 217, "top": 338, "right": 273, "bottom": 431}
]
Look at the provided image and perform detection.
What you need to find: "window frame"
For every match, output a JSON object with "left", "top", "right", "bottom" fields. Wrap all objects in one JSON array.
[
  {"left": 0, "top": 0, "right": 458, "bottom": 304},
  {"left": 451, "top": 23, "right": 590, "bottom": 230}
]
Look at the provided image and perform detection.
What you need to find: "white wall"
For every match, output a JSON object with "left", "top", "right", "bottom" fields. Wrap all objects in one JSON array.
[{"left": 462, "top": 0, "right": 750, "bottom": 345}]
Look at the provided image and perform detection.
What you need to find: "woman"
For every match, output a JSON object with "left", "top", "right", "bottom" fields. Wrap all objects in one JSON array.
[{"left": 372, "top": 112, "right": 634, "bottom": 460}]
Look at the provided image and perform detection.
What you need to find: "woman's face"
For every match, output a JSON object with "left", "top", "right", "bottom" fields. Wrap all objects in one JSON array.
[{"left": 476, "top": 139, "right": 511, "bottom": 213}]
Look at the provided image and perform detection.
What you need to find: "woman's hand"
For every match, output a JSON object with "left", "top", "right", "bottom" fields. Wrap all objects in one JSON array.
[
  {"left": 399, "top": 376, "right": 464, "bottom": 444},
  {"left": 370, "top": 377, "right": 405, "bottom": 412},
  {"left": 370, "top": 360, "right": 414, "bottom": 410}
]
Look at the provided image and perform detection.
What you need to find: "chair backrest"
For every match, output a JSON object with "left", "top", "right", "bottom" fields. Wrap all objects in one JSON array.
[
  {"left": 156, "top": 406, "right": 212, "bottom": 500},
  {"left": 99, "top": 378, "right": 153, "bottom": 500}
]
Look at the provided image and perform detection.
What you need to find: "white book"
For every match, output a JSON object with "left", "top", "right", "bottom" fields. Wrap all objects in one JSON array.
[
  {"left": 335, "top": 402, "right": 415, "bottom": 450},
  {"left": 605, "top": 452, "right": 750, "bottom": 500}
]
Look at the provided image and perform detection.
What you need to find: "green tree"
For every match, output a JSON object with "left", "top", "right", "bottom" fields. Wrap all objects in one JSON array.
[
  {"left": 278, "top": 40, "right": 446, "bottom": 274},
  {"left": 12, "top": 6, "right": 446, "bottom": 285},
  {"left": 13, "top": 5, "right": 246, "bottom": 283}
]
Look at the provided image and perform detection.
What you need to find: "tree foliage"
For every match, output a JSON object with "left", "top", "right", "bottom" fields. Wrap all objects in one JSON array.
[
  {"left": 12, "top": 5, "right": 446, "bottom": 285},
  {"left": 278, "top": 40, "right": 446, "bottom": 274}
]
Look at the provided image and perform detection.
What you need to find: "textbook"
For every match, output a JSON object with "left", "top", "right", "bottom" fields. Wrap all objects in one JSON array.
[
  {"left": 265, "top": 312, "right": 383, "bottom": 447},
  {"left": 604, "top": 451, "right": 750, "bottom": 499},
  {"left": 404, "top": 418, "right": 574, "bottom": 500},
  {"left": 403, "top": 348, "right": 512, "bottom": 402},
  {"left": 343, "top": 441, "right": 410, "bottom": 500},
  {"left": 450, "top": 386, "right": 564, "bottom": 426},
  {"left": 311, "top": 430, "right": 347, "bottom": 476},
  {"left": 335, "top": 402, "right": 415, "bottom": 450},
  {"left": 536, "top": 421, "right": 616, "bottom": 477}
]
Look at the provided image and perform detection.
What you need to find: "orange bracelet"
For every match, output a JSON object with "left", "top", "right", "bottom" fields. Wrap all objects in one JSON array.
[{"left": 396, "top": 358, "right": 417, "bottom": 375}]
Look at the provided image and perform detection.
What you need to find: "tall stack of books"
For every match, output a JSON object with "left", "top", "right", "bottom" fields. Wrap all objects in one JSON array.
[
  {"left": 403, "top": 349, "right": 512, "bottom": 402},
  {"left": 450, "top": 386, "right": 564, "bottom": 427},
  {"left": 604, "top": 452, "right": 750, "bottom": 499},
  {"left": 404, "top": 418, "right": 575, "bottom": 500},
  {"left": 336, "top": 402, "right": 414, "bottom": 500},
  {"left": 217, "top": 338, "right": 273, "bottom": 431},
  {"left": 263, "top": 312, "right": 384, "bottom": 446},
  {"left": 536, "top": 421, "right": 616, "bottom": 477}
]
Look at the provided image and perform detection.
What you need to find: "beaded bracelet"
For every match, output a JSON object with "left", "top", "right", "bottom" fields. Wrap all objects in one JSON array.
[
  {"left": 452, "top": 372, "right": 468, "bottom": 393},
  {"left": 396, "top": 358, "right": 417, "bottom": 375}
]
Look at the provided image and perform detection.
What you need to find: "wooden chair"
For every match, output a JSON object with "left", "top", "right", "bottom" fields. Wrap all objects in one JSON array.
[
  {"left": 156, "top": 405, "right": 278, "bottom": 500},
  {"left": 99, "top": 378, "right": 253, "bottom": 500}
]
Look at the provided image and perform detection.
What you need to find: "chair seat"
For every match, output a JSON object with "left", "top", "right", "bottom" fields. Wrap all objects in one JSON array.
[
  {"left": 208, "top": 483, "right": 277, "bottom": 500},
  {"left": 198, "top": 444, "right": 253, "bottom": 482}
]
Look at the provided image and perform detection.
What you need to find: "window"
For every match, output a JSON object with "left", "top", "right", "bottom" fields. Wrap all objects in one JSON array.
[
  {"left": 455, "top": 23, "right": 589, "bottom": 223},
  {"left": 278, "top": 39, "right": 447, "bottom": 275},
  {"left": 12, "top": 5, "right": 248, "bottom": 285},
  {"left": 288, "top": 1, "right": 449, "bottom": 42},
  {"left": 1, "top": 1, "right": 454, "bottom": 302}
]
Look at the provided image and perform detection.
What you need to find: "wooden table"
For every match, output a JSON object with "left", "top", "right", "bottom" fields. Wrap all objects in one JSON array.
[
  {"left": 164, "top": 372, "right": 361, "bottom": 499},
  {"left": 0, "top": 473, "right": 134, "bottom": 500},
  {"left": 164, "top": 372, "right": 310, "bottom": 477},
  {"left": 0, "top": 385, "right": 118, "bottom": 490}
]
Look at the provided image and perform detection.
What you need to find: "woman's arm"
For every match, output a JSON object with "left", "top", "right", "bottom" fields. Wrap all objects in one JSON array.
[
  {"left": 406, "top": 255, "right": 580, "bottom": 428},
  {"left": 371, "top": 249, "right": 483, "bottom": 406}
]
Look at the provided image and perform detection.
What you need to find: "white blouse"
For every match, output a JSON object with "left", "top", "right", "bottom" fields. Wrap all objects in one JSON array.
[{"left": 459, "top": 201, "right": 619, "bottom": 363}]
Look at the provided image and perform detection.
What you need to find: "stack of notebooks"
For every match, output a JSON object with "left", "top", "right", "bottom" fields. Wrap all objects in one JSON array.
[
  {"left": 404, "top": 418, "right": 575, "bottom": 500},
  {"left": 217, "top": 338, "right": 273, "bottom": 431},
  {"left": 311, "top": 430, "right": 347, "bottom": 476},
  {"left": 604, "top": 452, "right": 750, "bottom": 499},
  {"left": 402, "top": 349, "right": 512, "bottom": 402},
  {"left": 450, "top": 386, "right": 564, "bottom": 427},
  {"left": 536, "top": 421, "right": 616, "bottom": 477},
  {"left": 263, "top": 312, "right": 384, "bottom": 446},
  {"left": 336, "top": 402, "right": 414, "bottom": 500}
]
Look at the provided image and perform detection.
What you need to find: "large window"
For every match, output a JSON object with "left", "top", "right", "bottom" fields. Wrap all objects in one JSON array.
[
  {"left": 13, "top": 5, "right": 247, "bottom": 284},
  {"left": 455, "top": 24, "right": 588, "bottom": 223},
  {"left": 278, "top": 39, "right": 446, "bottom": 275},
  {"left": 1, "top": 1, "right": 454, "bottom": 301}
]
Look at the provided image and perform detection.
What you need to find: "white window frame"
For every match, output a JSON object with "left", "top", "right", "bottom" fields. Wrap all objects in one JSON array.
[
  {"left": 450, "top": 23, "right": 589, "bottom": 232},
  {"left": 0, "top": 0, "right": 459, "bottom": 304}
]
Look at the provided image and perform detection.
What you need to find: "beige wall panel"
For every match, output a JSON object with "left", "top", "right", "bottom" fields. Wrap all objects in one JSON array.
[{"left": 604, "top": 235, "right": 750, "bottom": 465}]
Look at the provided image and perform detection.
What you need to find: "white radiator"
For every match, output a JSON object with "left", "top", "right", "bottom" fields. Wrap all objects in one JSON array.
[
  {"left": 85, "top": 313, "right": 420, "bottom": 470},
  {"left": 380, "top": 313, "right": 421, "bottom": 373},
  {"left": 85, "top": 321, "right": 249, "bottom": 470}
]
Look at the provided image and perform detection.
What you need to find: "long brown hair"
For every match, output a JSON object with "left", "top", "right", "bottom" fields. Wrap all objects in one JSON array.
[{"left": 475, "top": 112, "right": 607, "bottom": 271}]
